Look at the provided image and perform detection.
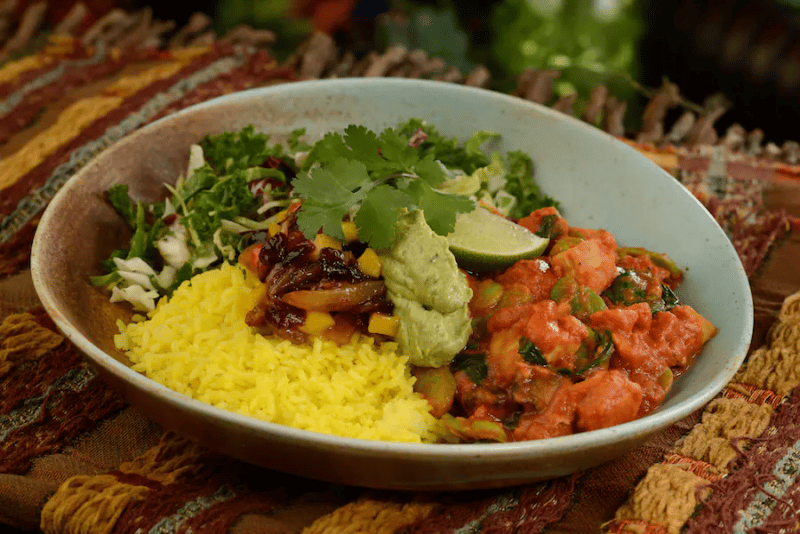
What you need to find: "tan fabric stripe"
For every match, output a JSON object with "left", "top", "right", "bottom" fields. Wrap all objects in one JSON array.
[
  {"left": 0, "top": 35, "right": 77, "bottom": 85},
  {"left": 0, "top": 95, "right": 124, "bottom": 192},
  {"left": 0, "top": 58, "right": 193, "bottom": 193},
  {"left": 301, "top": 498, "right": 436, "bottom": 534},
  {"left": 167, "top": 46, "right": 214, "bottom": 62},
  {"left": 0, "top": 54, "right": 53, "bottom": 84}
]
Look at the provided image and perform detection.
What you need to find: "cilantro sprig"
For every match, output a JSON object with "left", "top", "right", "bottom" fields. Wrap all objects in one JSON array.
[{"left": 292, "top": 123, "right": 478, "bottom": 249}]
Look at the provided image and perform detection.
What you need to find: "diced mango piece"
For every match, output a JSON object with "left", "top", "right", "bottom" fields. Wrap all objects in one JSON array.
[
  {"left": 299, "top": 311, "right": 336, "bottom": 336},
  {"left": 357, "top": 248, "right": 382, "bottom": 278},
  {"left": 341, "top": 220, "right": 359, "bottom": 242},
  {"left": 368, "top": 312, "right": 400, "bottom": 337},
  {"left": 267, "top": 221, "right": 281, "bottom": 236},
  {"left": 314, "top": 233, "right": 343, "bottom": 251},
  {"left": 275, "top": 209, "right": 290, "bottom": 223}
]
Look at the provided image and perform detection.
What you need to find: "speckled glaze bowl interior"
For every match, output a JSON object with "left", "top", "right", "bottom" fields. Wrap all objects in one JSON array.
[{"left": 31, "top": 78, "right": 753, "bottom": 490}]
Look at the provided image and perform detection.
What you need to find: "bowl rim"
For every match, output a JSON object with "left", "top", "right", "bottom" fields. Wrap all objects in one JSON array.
[{"left": 31, "top": 77, "right": 754, "bottom": 459}]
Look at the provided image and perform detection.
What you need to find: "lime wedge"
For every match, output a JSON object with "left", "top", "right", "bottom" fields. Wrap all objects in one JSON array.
[{"left": 446, "top": 207, "right": 550, "bottom": 273}]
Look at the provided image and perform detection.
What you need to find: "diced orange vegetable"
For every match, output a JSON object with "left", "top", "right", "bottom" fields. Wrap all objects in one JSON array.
[
  {"left": 357, "top": 248, "right": 382, "bottom": 278},
  {"left": 238, "top": 243, "right": 262, "bottom": 272},
  {"left": 282, "top": 281, "right": 385, "bottom": 312},
  {"left": 299, "top": 311, "right": 336, "bottom": 336},
  {"left": 314, "top": 233, "right": 343, "bottom": 251},
  {"left": 341, "top": 220, "right": 359, "bottom": 242},
  {"left": 368, "top": 312, "right": 400, "bottom": 337}
]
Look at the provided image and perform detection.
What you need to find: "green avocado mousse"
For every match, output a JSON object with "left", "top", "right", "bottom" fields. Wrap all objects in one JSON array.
[{"left": 381, "top": 209, "right": 473, "bottom": 368}]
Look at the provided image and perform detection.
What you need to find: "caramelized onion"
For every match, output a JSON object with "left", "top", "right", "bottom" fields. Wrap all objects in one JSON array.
[{"left": 282, "top": 281, "right": 386, "bottom": 311}]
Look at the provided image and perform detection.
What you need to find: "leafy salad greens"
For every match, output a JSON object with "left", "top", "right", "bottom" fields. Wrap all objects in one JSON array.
[{"left": 91, "top": 118, "right": 557, "bottom": 311}]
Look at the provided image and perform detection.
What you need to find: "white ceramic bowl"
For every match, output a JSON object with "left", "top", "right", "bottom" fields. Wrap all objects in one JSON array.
[{"left": 31, "top": 78, "right": 753, "bottom": 490}]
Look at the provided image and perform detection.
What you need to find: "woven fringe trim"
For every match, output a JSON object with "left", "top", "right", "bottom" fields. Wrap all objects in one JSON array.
[
  {"left": 40, "top": 432, "right": 293, "bottom": 534},
  {"left": 40, "top": 433, "right": 209, "bottom": 534},
  {"left": 302, "top": 499, "right": 437, "bottom": 534},
  {"left": 39, "top": 436, "right": 576, "bottom": 534},
  {"left": 605, "top": 290, "right": 800, "bottom": 534},
  {"left": 40, "top": 474, "right": 150, "bottom": 534}
]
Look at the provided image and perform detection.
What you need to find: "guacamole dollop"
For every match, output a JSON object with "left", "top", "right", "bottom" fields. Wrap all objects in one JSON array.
[{"left": 381, "top": 209, "right": 472, "bottom": 367}]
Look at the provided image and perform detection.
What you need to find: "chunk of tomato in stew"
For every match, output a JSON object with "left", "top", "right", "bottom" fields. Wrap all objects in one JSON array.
[{"left": 550, "top": 230, "right": 618, "bottom": 294}]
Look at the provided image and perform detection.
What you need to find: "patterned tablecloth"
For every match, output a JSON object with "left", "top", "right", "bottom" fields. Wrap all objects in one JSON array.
[{"left": 2, "top": 5, "right": 800, "bottom": 534}]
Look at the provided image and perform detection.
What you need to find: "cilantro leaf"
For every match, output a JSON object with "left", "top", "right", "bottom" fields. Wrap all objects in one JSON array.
[
  {"left": 287, "top": 128, "right": 310, "bottom": 153},
  {"left": 378, "top": 128, "right": 419, "bottom": 172},
  {"left": 293, "top": 158, "right": 372, "bottom": 239},
  {"left": 296, "top": 201, "right": 351, "bottom": 240},
  {"left": 292, "top": 158, "right": 370, "bottom": 205},
  {"left": 342, "top": 124, "right": 384, "bottom": 169},
  {"left": 293, "top": 121, "right": 492, "bottom": 248},
  {"left": 301, "top": 132, "right": 350, "bottom": 171},
  {"left": 401, "top": 179, "right": 474, "bottom": 236},
  {"left": 355, "top": 185, "right": 414, "bottom": 248},
  {"left": 412, "top": 153, "right": 448, "bottom": 187}
]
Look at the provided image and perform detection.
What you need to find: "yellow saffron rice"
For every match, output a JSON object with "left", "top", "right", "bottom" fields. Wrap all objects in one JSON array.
[{"left": 114, "top": 262, "right": 443, "bottom": 443}]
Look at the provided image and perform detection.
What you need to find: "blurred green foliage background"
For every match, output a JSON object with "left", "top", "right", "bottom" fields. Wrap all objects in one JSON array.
[
  {"left": 212, "top": 0, "right": 645, "bottom": 124},
  {"left": 185, "top": 0, "right": 800, "bottom": 141}
]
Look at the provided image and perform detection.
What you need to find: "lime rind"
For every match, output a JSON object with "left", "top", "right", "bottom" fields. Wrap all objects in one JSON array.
[{"left": 446, "top": 207, "right": 549, "bottom": 273}]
